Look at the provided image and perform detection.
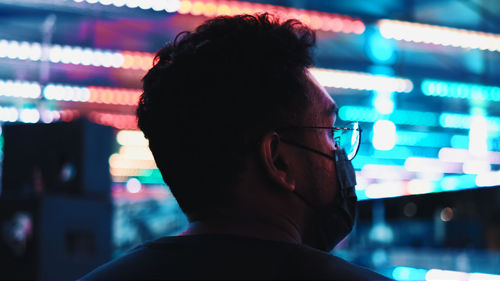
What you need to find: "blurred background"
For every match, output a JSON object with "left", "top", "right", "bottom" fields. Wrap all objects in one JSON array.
[{"left": 0, "top": 0, "right": 499, "bottom": 280}]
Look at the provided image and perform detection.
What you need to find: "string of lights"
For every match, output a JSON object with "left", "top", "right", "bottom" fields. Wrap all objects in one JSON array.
[
  {"left": 73, "top": 0, "right": 366, "bottom": 34},
  {"left": 378, "top": 19, "right": 500, "bottom": 52}
]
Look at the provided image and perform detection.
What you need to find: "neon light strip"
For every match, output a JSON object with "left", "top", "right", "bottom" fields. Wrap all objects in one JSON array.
[
  {"left": 422, "top": 79, "right": 500, "bottom": 102},
  {"left": 391, "top": 266, "right": 500, "bottom": 281},
  {"left": 0, "top": 80, "right": 41, "bottom": 99},
  {"left": 357, "top": 173, "right": 497, "bottom": 201},
  {"left": 404, "top": 157, "right": 463, "bottom": 173},
  {"left": 339, "top": 106, "right": 439, "bottom": 126},
  {"left": 74, "top": 0, "right": 181, "bottom": 12},
  {"left": 440, "top": 113, "right": 500, "bottom": 131},
  {"left": 310, "top": 68, "right": 413, "bottom": 93},
  {"left": 0, "top": 39, "right": 153, "bottom": 70},
  {"left": 43, "top": 84, "right": 141, "bottom": 106},
  {"left": 74, "top": 0, "right": 365, "bottom": 34},
  {"left": 339, "top": 105, "right": 500, "bottom": 130},
  {"left": 439, "top": 147, "right": 500, "bottom": 164},
  {"left": 378, "top": 19, "right": 500, "bottom": 52}
]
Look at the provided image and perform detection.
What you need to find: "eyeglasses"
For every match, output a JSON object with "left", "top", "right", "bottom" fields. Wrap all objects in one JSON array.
[{"left": 277, "top": 121, "right": 362, "bottom": 160}]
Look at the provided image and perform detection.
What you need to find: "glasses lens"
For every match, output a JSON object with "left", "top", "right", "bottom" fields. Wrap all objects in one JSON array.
[{"left": 334, "top": 122, "right": 361, "bottom": 160}]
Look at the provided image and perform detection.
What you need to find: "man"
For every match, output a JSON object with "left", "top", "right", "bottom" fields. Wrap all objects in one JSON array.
[{"left": 82, "top": 14, "right": 391, "bottom": 280}]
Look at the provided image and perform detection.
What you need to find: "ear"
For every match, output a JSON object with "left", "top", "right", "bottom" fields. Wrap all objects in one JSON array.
[{"left": 259, "top": 132, "right": 296, "bottom": 191}]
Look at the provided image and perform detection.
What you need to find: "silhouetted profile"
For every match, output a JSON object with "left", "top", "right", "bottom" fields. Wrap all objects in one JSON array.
[{"left": 82, "top": 13, "right": 391, "bottom": 280}]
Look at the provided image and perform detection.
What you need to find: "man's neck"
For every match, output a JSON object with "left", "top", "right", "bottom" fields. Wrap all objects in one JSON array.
[{"left": 179, "top": 214, "right": 302, "bottom": 245}]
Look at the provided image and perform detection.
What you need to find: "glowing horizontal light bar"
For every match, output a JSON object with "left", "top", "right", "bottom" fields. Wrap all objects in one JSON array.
[
  {"left": 392, "top": 266, "right": 500, "bottom": 281},
  {"left": 364, "top": 181, "right": 406, "bottom": 199},
  {"left": 116, "top": 130, "right": 148, "bottom": 146},
  {"left": 118, "top": 146, "right": 154, "bottom": 160},
  {"left": 426, "top": 269, "right": 500, "bottom": 281},
  {"left": 404, "top": 157, "right": 463, "bottom": 173},
  {"left": 475, "top": 171, "right": 500, "bottom": 187},
  {"left": 0, "top": 106, "right": 19, "bottom": 122},
  {"left": 43, "top": 84, "right": 141, "bottom": 105},
  {"left": 310, "top": 68, "right": 413, "bottom": 93},
  {"left": 439, "top": 113, "right": 500, "bottom": 131},
  {"left": 339, "top": 106, "right": 439, "bottom": 126},
  {"left": 396, "top": 130, "right": 451, "bottom": 147},
  {"left": 109, "top": 153, "right": 157, "bottom": 169},
  {"left": 0, "top": 39, "right": 153, "bottom": 70},
  {"left": 89, "top": 112, "right": 138, "bottom": 130},
  {"left": 75, "top": 0, "right": 365, "bottom": 34},
  {"left": 0, "top": 80, "right": 41, "bottom": 99},
  {"left": 422, "top": 79, "right": 500, "bottom": 102},
  {"left": 361, "top": 164, "right": 412, "bottom": 180},
  {"left": 75, "top": 0, "right": 181, "bottom": 12},
  {"left": 439, "top": 147, "right": 500, "bottom": 164},
  {"left": 378, "top": 19, "right": 500, "bottom": 52}
]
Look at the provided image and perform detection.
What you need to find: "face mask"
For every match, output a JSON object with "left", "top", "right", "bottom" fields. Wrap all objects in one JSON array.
[{"left": 294, "top": 148, "right": 358, "bottom": 252}]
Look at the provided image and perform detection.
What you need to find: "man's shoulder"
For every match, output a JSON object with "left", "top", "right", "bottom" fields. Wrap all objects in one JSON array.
[{"left": 81, "top": 234, "right": 392, "bottom": 280}]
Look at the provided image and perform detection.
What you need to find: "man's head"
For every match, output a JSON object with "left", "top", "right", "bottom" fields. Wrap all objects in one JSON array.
[{"left": 137, "top": 14, "right": 340, "bottom": 223}]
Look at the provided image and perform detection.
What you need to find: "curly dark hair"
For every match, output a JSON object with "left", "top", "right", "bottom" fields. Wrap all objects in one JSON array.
[{"left": 137, "top": 13, "right": 316, "bottom": 219}]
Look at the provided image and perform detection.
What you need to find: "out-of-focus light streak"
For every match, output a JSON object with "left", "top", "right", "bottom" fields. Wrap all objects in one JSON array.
[
  {"left": 116, "top": 130, "right": 148, "bottom": 146},
  {"left": 440, "top": 113, "right": 500, "bottom": 131},
  {"left": 109, "top": 154, "right": 157, "bottom": 169},
  {"left": 118, "top": 146, "right": 154, "bottom": 160},
  {"left": 361, "top": 164, "right": 411, "bottom": 180},
  {"left": 19, "top": 108, "right": 40, "bottom": 123},
  {"left": 0, "top": 106, "right": 19, "bottom": 122},
  {"left": 0, "top": 80, "right": 41, "bottom": 99},
  {"left": 372, "top": 120, "right": 396, "bottom": 150},
  {"left": 43, "top": 84, "right": 90, "bottom": 102},
  {"left": 392, "top": 266, "right": 500, "bottom": 281},
  {"left": 378, "top": 19, "right": 500, "bottom": 52},
  {"left": 75, "top": 0, "right": 365, "bottom": 34},
  {"left": 421, "top": 79, "right": 500, "bottom": 102},
  {"left": 404, "top": 157, "right": 463, "bottom": 174},
  {"left": 438, "top": 147, "right": 500, "bottom": 164},
  {"left": 339, "top": 106, "right": 440, "bottom": 127},
  {"left": 310, "top": 68, "right": 413, "bottom": 93},
  {"left": 475, "top": 171, "right": 500, "bottom": 187},
  {"left": 0, "top": 39, "right": 152, "bottom": 70},
  {"left": 43, "top": 84, "right": 141, "bottom": 106},
  {"left": 469, "top": 114, "right": 488, "bottom": 156},
  {"left": 396, "top": 130, "right": 450, "bottom": 148},
  {"left": 364, "top": 181, "right": 406, "bottom": 199},
  {"left": 88, "top": 112, "right": 138, "bottom": 130}
]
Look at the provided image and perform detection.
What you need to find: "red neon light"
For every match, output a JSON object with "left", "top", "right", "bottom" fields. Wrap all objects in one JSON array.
[{"left": 177, "top": 0, "right": 365, "bottom": 35}]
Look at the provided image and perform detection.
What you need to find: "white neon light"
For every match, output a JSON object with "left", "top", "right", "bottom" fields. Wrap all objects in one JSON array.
[
  {"left": 404, "top": 157, "right": 463, "bottom": 174},
  {"left": 310, "top": 68, "right": 413, "bottom": 93},
  {"left": 116, "top": 130, "right": 148, "bottom": 146},
  {"left": 469, "top": 115, "right": 488, "bottom": 157},
  {"left": 43, "top": 84, "right": 91, "bottom": 102},
  {"left": 378, "top": 19, "right": 500, "bottom": 52},
  {"left": 438, "top": 147, "right": 500, "bottom": 164},
  {"left": 407, "top": 179, "right": 434, "bottom": 195},
  {"left": 361, "top": 164, "right": 411, "bottom": 180},
  {"left": 372, "top": 120, "right": 397, "bottom": 151},
  {"left": 463, "top": 160, "right": 491, "bottom": 174},
  {"left": 476, "top": 171, "right": 500, "bottom": 187},
  {"left": 19, "top": 108, "right": 40, "bottom": 123},
  {"left": 48, "top": 44, "right": 124, "bottom": 67},
  {"left": 76, "top": 0, "right": 181, "bottom": 12},
  {"left": 364, "top": 181, "right": 404, "bottom": 199},
  {"left": 0, "top": 40, "right": 41, "bottom": 61},
  {"left": 0, "top": 106, "right": 19, "bottom": 122},
  {"left": 0, "top": 80, "right": 41, "bottom": 99}
]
